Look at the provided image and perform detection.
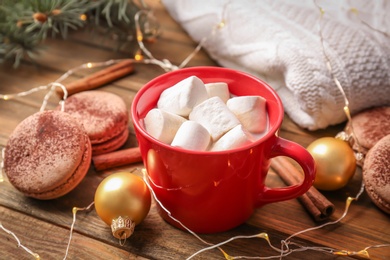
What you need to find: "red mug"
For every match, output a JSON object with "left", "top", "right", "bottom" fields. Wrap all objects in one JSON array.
[{"left": 131, "top": 67, "right": 315, "bottom": 233}]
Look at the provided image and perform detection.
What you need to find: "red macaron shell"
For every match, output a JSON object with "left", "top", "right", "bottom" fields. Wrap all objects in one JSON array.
[
  {"left": 62, "top": 90, "right": 129, "bottom": 154},
  {"left": 4, "top": 110, "right": 92, "bottom": 199}
]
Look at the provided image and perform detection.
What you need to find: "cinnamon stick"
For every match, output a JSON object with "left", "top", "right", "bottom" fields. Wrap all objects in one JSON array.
[
  {"left": 270, "top": 156, "right": 335, "bottom": 221},
  {"left": 56, "top": 60, "right": 135, "bottom": 98},
  {"left": 92, "top": 147, "right": 142, "bottom": 171}
]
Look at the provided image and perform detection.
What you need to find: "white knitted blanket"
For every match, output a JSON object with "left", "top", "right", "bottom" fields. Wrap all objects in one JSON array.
[{"left": 161, "top": 0, "right": 390, "bottom": 130}]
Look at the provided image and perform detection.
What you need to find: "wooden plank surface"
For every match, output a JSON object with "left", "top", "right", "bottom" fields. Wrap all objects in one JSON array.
[{"left": 0, "top": 1, "right": 389, "bottom": 259}]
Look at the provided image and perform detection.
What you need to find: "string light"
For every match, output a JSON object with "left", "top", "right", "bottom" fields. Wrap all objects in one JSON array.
[
  {"left": 0, "top": 83, "right": 68, "bottom": 112},
  {"left": 80, "top": 14, "right": 87, "bottom": 21},
  {"left": 144, "top": 163, "right": 387, "bottom": 260},
  {"left": 0, "top": 222, "right": 40, "bottom": 259},
  {"left": 0, "top": 85, "right": 49, "bottom": 101},
  {"left": 0, "top": 2, "right": 389, "bottom": 259},
  {"left": 134, "top": 49, "right": 144, "bottom": 61},
  {"left": 63, "top": 202, "right": 95, "bottom": 260},
  {"left": 314, "top": 0, "right": 364, "bottom": 163},
  {"left": 347, "top": 0, "right": 389, "bottom": 38}
]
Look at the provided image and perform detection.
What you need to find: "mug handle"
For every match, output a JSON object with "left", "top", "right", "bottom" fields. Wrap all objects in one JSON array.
[{"left": 256, "top": 137, "right": 316, "bottom": 205}]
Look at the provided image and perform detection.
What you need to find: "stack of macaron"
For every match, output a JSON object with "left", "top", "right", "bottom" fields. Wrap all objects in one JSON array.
[
  {"left": 345, "top": 106, "right": 390, "bottom": 215},
  {"left": 3, "top": 90, "right": 129, "bottom": 199},
  {"left": 61, "top": 90, "right": 129, "bottom": 155}
]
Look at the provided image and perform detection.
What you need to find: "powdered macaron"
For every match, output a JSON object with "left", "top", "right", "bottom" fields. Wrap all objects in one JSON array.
[
  {"left": 363, "top": 134, "right": 390, "bottom": 215},
  {"left": 62, "top": 90, "right": 129, "bottom": 155},
  {"left": 346, "top": 106, "right": 390, "bottom": 163},
  {"left": 4, "top": 110, "right": 92, "bottom": 200}
]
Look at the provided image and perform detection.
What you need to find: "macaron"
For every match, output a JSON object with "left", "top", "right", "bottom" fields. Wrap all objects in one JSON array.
[
  {"left": 363, "top": 134, "right": 390, "bottom": 215},
  {"left": 61, "top": 90, "right": 129, "bottom": 155},
  {"left": 3, "top": 110, "right": 92, "bottom": 200},
  {"left": 345, "top": 106, "right": 390, "bottom": 164}
]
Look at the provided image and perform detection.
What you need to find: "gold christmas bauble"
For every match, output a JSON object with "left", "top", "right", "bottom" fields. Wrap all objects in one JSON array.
[
  {"left": 307, "top": 137, "right": 356, "bottom": 191},
  {"left": 94, "top": 171, "right": 151, "bottom": 239}
]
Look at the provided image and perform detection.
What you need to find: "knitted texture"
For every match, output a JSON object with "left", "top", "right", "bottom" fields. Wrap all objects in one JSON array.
[{"left": 162, "top": 0, "right": 390, "bottom": 130}]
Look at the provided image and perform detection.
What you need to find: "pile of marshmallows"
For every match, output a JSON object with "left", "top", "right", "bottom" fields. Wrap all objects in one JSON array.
[{"left": 143, "top": 76, "right": 268, "bottom": 151}]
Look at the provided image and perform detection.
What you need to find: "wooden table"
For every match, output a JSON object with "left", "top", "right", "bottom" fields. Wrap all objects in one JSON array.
[{"left": 0, "top": 1, "right": 388, "bottom": 259}]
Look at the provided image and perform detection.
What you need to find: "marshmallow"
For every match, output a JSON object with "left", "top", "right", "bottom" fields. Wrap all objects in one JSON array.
[
  {"left": 227, "top": 96, "right": 267, "bottom": 133},
  {"left": 144, "top": 108, "right": 187, "bottom": 144},
  {"left": 157, "top": 76, "right": 208, "bottom": 116},
  {"left": 211, "top": 124, "right": 253, "bottom": 151},
  {"left": 189, "top": 96, "right": 240, "bottom": 141},
  {"left": 171, "top": 121, "right": 210, "bottom": 151},
  {"left": 205, "top": 82, "right": 230, "bottom": 103}
]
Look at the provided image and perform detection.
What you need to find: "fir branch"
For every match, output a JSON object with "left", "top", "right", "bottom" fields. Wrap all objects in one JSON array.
[{"left": 0, "top": 0, "right": 145, "bottom": 68}]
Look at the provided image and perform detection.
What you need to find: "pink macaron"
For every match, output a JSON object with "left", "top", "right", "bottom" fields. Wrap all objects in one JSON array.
[
  {"left": 4, "top": 110, "right": 92, "bottom": 199},
  {"left": 61, "top": 90, "right": 129, "bottom": 155},
  {"left": 363, "top": 134, "right": 390, "bottom": 214}
]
